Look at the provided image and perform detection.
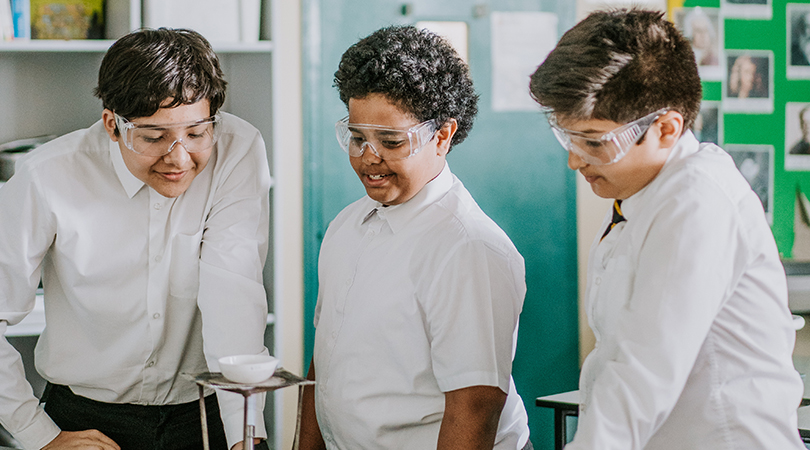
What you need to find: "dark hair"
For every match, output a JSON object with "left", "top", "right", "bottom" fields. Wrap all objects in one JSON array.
[
  {"left": 95, "top": 28, "right": 227, "bottom": 125},
  {"left": 334, "top": 25, "right": 478, "bottom": 150},
  {"left": 530, "top": 9, "right": 702, "bottom": 130},
  {"left": 801, "top": 104, "right": 810, "bottom": 129}
]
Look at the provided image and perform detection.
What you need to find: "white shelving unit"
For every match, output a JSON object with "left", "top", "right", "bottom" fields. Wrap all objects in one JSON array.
[{"left": 0, "top": 0, "right": 292, "bottom": 447}]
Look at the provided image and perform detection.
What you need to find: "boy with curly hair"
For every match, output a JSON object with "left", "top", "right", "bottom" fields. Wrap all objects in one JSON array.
[
  {"left": 297, "top": 25, "right": 531, "bottom": 450},
  {"left": 530, "top": 9, "right": 804, "bottom": 449}
]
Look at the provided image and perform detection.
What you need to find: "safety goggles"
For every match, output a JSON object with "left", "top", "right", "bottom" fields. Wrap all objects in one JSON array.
[
  {"left": 548, "top": 109, "right": 668, "bottom": 166},
  {"left": 114, "top": 113, "right": 221, "bottom": 157},
  {"left": 335, "top": 116, "right": 439, "bottom": 161}
]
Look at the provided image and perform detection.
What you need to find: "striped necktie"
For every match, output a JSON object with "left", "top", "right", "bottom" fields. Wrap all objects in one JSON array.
[
  {"left": 362, "top": 208, "right": 378, "bottom": 224},
  {"left": 600, "top": 200, "right": 626, "bottom": 241}
]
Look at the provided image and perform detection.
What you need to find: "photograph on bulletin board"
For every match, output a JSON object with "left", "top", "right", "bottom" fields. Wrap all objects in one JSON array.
[
  {"left": 785, "top": 102, "right": 810, "bottom": 170},
  {"left": 723, "top": 50, "right": 774, "bottom": 114},
  {"left": 721, "top": 0, "right": 773, "bottom": 20},
  {"left": 787, "top": 3, "right": 810, "bottom": 79},
  {"left": 693, "top": 100, "right": 722, "bottom": 145},
  {"left": 673, "top": 7, "right": 724, "bottom": 80},
  {"left": 726, "top": 144, "right": 774, "bottom": 224}
]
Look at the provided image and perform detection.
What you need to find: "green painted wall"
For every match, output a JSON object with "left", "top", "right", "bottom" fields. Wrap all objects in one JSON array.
[{"left": 302, "top": 1, "right": 578, "bottom": 448}]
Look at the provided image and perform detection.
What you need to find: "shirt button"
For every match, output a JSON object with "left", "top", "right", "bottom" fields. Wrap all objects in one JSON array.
[
  {"left": 345, "top": 279, "right": 351, "bottom": 286},
  {"left": 153, "top": 203, "right": 162, "bottom": 210},
  {"left": 155, "top": 255, "right": 162, "bottom": 263},
  {"left": 595, "top": 277, "right": 601, "bottom": 285},
  {"left": 147, "top": 361, "right": 155, "bottom": 367},
  {"left": 153, "top": 313, "right": 161, "bottom": 319},
  {"left": 331, "top": 331, "right": 337, "bottom": 339}
]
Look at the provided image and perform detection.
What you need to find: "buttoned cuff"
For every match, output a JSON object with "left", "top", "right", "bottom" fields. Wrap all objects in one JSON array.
[
  {"left": 218, "top": 390, "right": 267, "bottom": 448},
  {"left": 14, "top": 406, "right": 61, "bottom": 450}
]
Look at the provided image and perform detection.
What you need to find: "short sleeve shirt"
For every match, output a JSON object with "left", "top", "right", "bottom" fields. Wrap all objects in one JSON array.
[{"left": 313, "top": 163, "right": 530, "bottom": 449}]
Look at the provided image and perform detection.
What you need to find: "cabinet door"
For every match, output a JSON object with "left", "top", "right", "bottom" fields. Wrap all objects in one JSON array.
[{"left": 302, "top": 1, "right": 579, "bottom": 448}]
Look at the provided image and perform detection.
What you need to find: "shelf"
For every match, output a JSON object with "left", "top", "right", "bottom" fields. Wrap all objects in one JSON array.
[
  {"left": 0, "top": 40, "right": 273, "bottom": 54},
  {"left": 0, "top": 40, "right": 115, "bottom": 52}
]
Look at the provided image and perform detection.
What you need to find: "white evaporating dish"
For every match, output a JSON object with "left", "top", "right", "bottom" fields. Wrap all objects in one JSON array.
[{"left": 218, "top": 354, "right": 279, "bottom": 384}]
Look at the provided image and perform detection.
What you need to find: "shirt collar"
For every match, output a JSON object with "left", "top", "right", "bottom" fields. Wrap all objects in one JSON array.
[
  {"left": 109, "top": 139, "right": 145, "bottom": 198},
  {"left": 365, "top": 162, "right": 454, "bottom": 234},
  {"left": 619, "top": 130, "right": 700, "bottom": 221}
]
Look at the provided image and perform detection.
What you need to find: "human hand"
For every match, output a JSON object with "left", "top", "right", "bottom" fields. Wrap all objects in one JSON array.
[{"left": 41, "top": 430, "right": 120, "bottom": 449}]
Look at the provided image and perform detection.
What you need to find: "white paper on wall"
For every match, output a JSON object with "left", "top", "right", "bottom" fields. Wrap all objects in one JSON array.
[
  {"left": 416, "top": 21, "right": 469, "bottom": 63},
  {"left": 490, "top": 11, "right": 558, "bottom": 112}
]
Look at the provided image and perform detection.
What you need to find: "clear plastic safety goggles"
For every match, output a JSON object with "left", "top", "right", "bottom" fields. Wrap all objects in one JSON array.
[
  {"left": 114, "top": 113, "right": 221, "bottom": 157},
  {"left": 548, "top": 109, "right": 668, "bottom": 166},
  {"left": 335, "top": 116, "right": 439, "bottom": 161}
]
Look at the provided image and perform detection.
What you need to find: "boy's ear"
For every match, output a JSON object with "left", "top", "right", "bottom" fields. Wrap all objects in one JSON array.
[
  {"left": 435, "top": 118, "right": 458, "bottom": 156},
  {"left": 101, "top": 109, "right": 120, "bottom": 142},
  {"left": 657, "top": 111, "right": 684, "bottom": 149}
]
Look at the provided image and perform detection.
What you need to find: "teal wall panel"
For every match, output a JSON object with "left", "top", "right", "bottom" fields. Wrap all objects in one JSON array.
[{"left": 302, "top": 2, "right": 578, "bottom": 448}]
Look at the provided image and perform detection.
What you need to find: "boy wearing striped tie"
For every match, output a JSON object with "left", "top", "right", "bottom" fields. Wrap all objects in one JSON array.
[{"left": 530, "top": 8, "right": 804, "bottom": 450}]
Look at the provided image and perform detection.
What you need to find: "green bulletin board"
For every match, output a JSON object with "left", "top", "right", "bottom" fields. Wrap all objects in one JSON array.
[{"left": 675, "top": 0, "right": 810, "bottom": 258}]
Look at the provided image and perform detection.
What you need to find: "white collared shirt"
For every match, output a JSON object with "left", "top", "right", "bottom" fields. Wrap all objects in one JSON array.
[
  {"left": 0, "top": 113, "right": 272, "bottom": 449},
  {"left": 568, "top": 131, "right": 804, "bottom": 449},
  {"left": 313, "top": 163, "right": 530, "bottom": 449}
]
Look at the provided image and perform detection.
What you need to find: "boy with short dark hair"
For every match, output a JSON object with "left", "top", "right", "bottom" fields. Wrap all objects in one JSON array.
[
  {"left": 531, "top": 9, "right": 804, "bottom": 449},
  {"left": 0, "top": 28, "right": 271, "bottom": 450}
]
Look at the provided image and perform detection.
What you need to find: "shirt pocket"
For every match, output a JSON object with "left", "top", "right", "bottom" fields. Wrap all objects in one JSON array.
[
  {"left": 593, "top": 255, "right": 635, "bottom": 337},
  {"left": 169, "top": 230, "right": 203, "bottom": 299}
]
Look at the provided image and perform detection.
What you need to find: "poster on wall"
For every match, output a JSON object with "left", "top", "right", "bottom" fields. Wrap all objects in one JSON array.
[
  {"left": 416, "top": 21, "right": 469, "bottom": 63},
  {"left": 673, "top": 7, "right": 724, "bottom": 80},
  {"left": 721, "top": 0, "right": 772, "bottom": 20},
  {"left": 723, "top": 50, "right": 774, "bottom": 114},
  {"left": 787, "top": 3, "right": 810, "bottom": 79},
  {"left": 694, "top": 100, "right": 722, "bottom": 145},
  {"left": 785, "top": 102, "right": 810, "bottom": 170},
  {"left": 726, "top": 144, "right": 774, "bottom": 224},
  {"left": 490, "top": 11, "right": 558, "bottom": 112}
]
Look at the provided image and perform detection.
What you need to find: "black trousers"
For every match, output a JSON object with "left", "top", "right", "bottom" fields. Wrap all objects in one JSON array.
[{"left": 42, "top": 383, "right": 268, "bottom": 450}]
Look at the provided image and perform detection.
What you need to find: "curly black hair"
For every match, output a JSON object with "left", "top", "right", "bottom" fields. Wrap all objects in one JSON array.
[{"left": 334, "top": 25, "right": 479, "bottom": 150}]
